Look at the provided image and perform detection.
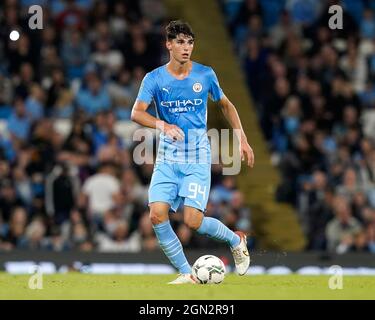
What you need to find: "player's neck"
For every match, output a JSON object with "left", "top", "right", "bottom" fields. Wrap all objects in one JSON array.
[{"left": 166, "top": 60, "right": 192, "bottom": 79}]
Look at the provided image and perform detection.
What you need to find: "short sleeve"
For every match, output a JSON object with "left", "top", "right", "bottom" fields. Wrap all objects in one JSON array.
[
  {"left": 136, "top": 72, "right": 156, "bottom": 104},
  {"left": 208, "top": 68, "right": 224, "bottom": 102}
]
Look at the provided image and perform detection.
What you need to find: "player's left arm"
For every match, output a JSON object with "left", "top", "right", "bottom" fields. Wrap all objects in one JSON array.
[{"left": 218, "top": 95, "right": 255, "bottom": 168}]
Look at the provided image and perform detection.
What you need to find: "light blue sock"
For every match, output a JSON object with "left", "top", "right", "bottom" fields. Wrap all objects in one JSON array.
[
  {"left": 153, "top": 220, "right": 191, "bottom": 274},
  {"left": 196, "top": 217, "right": 241, "bottom": 248}
]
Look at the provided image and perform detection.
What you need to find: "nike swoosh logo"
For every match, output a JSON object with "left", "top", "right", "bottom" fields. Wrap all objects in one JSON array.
[{"left": 162, "top": 88, "right": 169, "bottom": 94}]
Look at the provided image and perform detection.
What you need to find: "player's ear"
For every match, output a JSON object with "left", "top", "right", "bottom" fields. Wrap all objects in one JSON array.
[{"left": 166, "top": 40, "right": 172, "bottom": 51}]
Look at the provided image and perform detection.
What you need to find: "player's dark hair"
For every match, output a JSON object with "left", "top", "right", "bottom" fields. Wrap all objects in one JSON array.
[{"left": 166, "top": 20, "right": 194, "bottom": 41}]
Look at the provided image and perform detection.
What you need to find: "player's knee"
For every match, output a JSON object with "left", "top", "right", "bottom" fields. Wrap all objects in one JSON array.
[
  {"left": 149, "top": 211, "right": 162, "bottom": 225},
  {"left": 149, "top": 203, "right": 169, "bottom": 225},
  {"left": 184, "top": 214, "right": 202, "bottom": 230},
  {"left": 149, "top": 210, "right": 166, "bottom": 225}
]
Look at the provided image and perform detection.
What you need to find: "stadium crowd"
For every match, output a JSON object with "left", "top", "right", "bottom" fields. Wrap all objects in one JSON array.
[
  {"left": 0, "top": 0, "right": 253, "bottom": 252},
  {"left": 221, "top": 0, "right": 375, "bottom": 253}
]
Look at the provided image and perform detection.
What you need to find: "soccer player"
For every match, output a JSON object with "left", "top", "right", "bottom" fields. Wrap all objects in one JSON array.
[{"left": 131, "top": 20, "right": 255, "bottom": 284}]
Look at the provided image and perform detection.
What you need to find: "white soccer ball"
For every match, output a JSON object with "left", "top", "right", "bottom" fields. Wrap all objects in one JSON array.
[{"left": 192, "top": 255, "right": 226, "bottom": 284}]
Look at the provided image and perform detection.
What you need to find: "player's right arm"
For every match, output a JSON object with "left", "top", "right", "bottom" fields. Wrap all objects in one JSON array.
[
  {"left": 131, "top": 100, "right": 184, "bottom": 141},
  {"left": 131, "top": 72, "right": 184, "bottom": 140}
]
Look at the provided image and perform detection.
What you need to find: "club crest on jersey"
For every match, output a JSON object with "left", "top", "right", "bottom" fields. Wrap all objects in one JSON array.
[{"left": 193, "top": 82, "right": 202, "bottom": 93}]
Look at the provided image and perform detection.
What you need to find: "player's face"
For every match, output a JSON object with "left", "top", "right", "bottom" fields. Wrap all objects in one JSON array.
[{"left": 167, "top": 34, "right": 194, "bottom": 63}]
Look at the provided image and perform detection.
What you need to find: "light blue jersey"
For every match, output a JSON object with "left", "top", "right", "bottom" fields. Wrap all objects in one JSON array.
[
  {"left": 136, "top": 61, "right": 224, "bottom": 164},
  {"left": 136, "top": 62, "right": 224, "bottom": 212}
]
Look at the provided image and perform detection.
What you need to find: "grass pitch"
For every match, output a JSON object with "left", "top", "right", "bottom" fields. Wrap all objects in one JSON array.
[{"left": 0, "top": 273, "right": 374, "bottom": 300}]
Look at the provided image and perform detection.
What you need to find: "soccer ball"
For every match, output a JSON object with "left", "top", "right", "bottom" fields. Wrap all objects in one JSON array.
[{"left": 192, "top": 255, "right": 226, "bottom": 284}]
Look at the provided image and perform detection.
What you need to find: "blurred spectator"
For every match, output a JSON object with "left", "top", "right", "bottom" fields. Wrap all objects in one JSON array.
[
  {"left": 339, "top": 39, "right": 367, "bottom": 93},
  {"left": 230, "top": 0, "right": 263, "bottom": 36},
  {"left": 137, "top": 219, "right": 158, "bottom": 252},
  {"left": 0, "top": 71, "right": 14, "bottom": 118},
  {"left": 325, "top": 196, "right": 363, "bottom": 254},
  {"left": 108, "top": 69, "right": 135, "bottom": 120},
  {"left": 306, "top": 186, "right": 335, "bottom": 250},
  {"left": 91, "top": 111, "right": 121, "bottom": 155},
  {"left": 367, "top": 222, "right": 375, "bottom": 253},
  {"left": 45, "top": 163, "right": 80, "bottom": 225},
  {"left": 243, "top": 37, "right": 269, "bottom": 102},
  {"left": 8, "top": 34, "right": 38, "bottom": 75},
  {"left": 24, "top": 216, "right": 47, "bottom": 250},
  {"left": 96, "top": 220, "right": 139, "bottom": 252},
  {"left": 0, "top": 207, "right": 28, "bottom": 250},
  {"left": 61, "top": 30, "right": 90, "bottom": 80},
  {"left": 52, "top": 89, "right": 75, "bottom": 119},
  {"left": 27, "top": 119, "right": 58, "bottom": 175},
  {"left": 210, "top": 176, "right": 237, "bottom": 204},
  {"left": 109, "top": 2, "right": 129, "bottom": 42},
  {"left": 90, "top": 38, "right": 124, "bottom": 79},
  {"left": 285, "top": 0, "right": 322, "bottom": 26},
  {"left": 80, "top": 162, "right": 121, "bottom": 229},
  {"left": 75, "top": 70, "right": 111, "bottom": 116},
  {"left": 40, "top": 46, "right": 63, "bottom": 84},
  {"left": 335, "top": 167, "right": 366, "bottom": 201},
  {"left": 7, "top": 96, "right": 31, "bottom": 142},
  {"left": 14, "top": 63, "right": 35, "bottom": 99},
  {"left": 55, "top": 0, "right": 86, "bottom": 32},
  {"left": 58, "top": 117, "right": 92, "bottom": 169},
  {"left": 120, "top": 168, "right": 148, "bottom": 208},
  {"left": 61, "top": 208, "right": 93, "bottom": 251},
  {"left": 0, "top": 180, "right": 25, "bottom": 223},
  {"left": 263, "top": 77, "right": 291, "bottom": 140},
  {"left": 360, "top": 8, "right": 375, "bottom": 40},
  {"left": 350, "top": 230, "right": 370, "bottom": 252},
  {"left": 12, "top": 166, "right": 33, "bottom": 207},
  {"left": 230, "top": 190, "right": 252, "bottom": 235},
  {"left": 70, "top": 222, "right": 93, "bottom": 251},
  {"left": 39, "top": 22, "right": 62, "bottom": 75},
  {"left": 44, "top": 225, "right": 69, "bottom": 252},
  {"left": 46, "top": 68, "right": 68, "bottom": 115},
  {"left": 269, "top": 10, "right": 302, "bottom": 49},
  {"left": 125, "top": 34, "right": 153, "bottom": 71},
  {"left": 25, "top": 84, "right": 45, "bottom": 121},
  {"left": 88, "top": 1, "right": 109, "bottom": 27}
]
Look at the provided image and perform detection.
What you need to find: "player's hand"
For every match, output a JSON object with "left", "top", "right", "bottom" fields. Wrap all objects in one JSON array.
[
  {"left": 240, "top": 139, "right": 255, "bottom": 168},
  {"left": 162, "top": 123, "right": 185, "bottom": 141}
]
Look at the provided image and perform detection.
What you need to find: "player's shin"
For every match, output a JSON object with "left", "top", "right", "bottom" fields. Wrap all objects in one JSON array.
[{"left": 153, "top": 220, "right": 192, "bottom": 274}]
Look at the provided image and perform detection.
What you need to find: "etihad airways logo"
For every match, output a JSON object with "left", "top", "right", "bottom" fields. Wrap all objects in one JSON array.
[{"left": 161, "top": 99, "right": 203, "bottom": 107}]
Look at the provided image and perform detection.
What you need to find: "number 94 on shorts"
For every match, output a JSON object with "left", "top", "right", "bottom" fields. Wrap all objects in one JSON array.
[{"left": 148, "top": 162, "right": 211, "bottom": 212}]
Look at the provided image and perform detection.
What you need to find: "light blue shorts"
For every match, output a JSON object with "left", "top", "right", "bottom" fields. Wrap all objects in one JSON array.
[{"left": 148, "top": 161, "right": 211, "bottom": 212}]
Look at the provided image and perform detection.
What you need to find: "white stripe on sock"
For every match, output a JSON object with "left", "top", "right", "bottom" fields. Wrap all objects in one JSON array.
[
  {"left": 162, "top": 239, "right": 180, "bottom": 250},
  {"left": 168, "top": 249, "right": 182, "bottom": 259},
  {"left": 218, "top": 224, "right": 225, "bottom": 240},
  {"left": 162, "top": 237, "right": 179, "bottom": 247},
  {"left": 167, "top": 243, "right": 182, "bottom": 256},
  {"left": 213, "top": 223, "right": 221, "bottom": 237}
]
